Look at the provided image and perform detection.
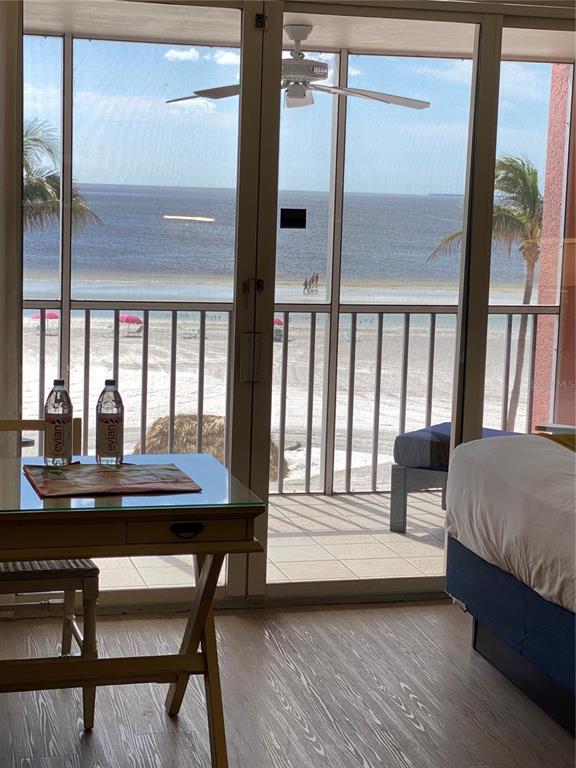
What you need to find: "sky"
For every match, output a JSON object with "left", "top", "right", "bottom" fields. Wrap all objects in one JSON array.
[{"left": 24, "top": 34, "right": 555, "bottom": 194}]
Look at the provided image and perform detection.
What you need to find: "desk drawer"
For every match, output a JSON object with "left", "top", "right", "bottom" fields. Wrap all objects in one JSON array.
[
  {"left": 0, "top": 522, "right": 125, "bottom": 549},
  {"left": 126, "top": 519, "right": 247, "bottom": 545}
]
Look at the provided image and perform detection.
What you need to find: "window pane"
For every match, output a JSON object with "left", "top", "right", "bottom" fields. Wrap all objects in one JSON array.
[
  {"left": 23, "top": 35, "right": 62, "bottom": 300},
  {"left": 341, "top": 54, "right": 473, "bottom": 304},
  {"left": 484, "top": 31, "right": 573, "bottom": 434},
  {"left": 489, "top": 59, "right": 572, "bottom": 307},
  {"left": 71, "top": 39, "right": 240, "bottom": 302},
  {"left": 275, "top": 52, "right": 336, "bottom": 304}
]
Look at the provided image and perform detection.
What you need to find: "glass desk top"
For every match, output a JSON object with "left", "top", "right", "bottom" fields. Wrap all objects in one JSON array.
[{"left": 0, "top": 454, "right": 264, "bottom": 515}]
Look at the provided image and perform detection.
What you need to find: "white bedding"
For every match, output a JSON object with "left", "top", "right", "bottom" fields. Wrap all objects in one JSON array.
[{"left": 446, "top": 435, "right": 576, "bottom": 613}]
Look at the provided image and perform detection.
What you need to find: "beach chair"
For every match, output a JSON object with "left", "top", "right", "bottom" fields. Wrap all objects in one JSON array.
[{"left": 0, "top": 418, "right": 99, "bottom": 729}]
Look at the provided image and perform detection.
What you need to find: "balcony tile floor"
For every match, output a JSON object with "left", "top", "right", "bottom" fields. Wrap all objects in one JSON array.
[{"left": 96, "top": 491, "right": 445, "bottom": 589}]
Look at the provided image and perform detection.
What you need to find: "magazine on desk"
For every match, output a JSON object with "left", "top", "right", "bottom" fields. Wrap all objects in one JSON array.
[{"left": 23, "top": 462, "right": 202, "bottom": 498}]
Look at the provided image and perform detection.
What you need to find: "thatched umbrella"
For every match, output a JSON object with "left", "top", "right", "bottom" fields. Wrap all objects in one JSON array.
[{"left": 133, "top": 414, "right": 287, "bottom": 481}]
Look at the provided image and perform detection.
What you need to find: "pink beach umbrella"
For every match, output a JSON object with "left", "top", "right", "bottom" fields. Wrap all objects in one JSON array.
[
  {"left": 119, "top": 314, "right": 143, "bottom": 325},
  {"left": 31, "top": 311, "right": 59, "bottom": 320},
  {"left": 273, "top": 317, "right": 284, "bottom": 326}
]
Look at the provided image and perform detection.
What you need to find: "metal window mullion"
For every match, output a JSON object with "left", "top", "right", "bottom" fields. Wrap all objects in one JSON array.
[
  {"left": 321, "top": 49, "right": 348, "bottom": 496},
  {"left": 59, "top": 33, "right": 73, "bottom": 386},
  {"left": 371, "top": 313, "right": 383, "bottom": 491},
  {"left": 305, "top": 313, "right": 316, "bottom": 493},
  {"left": 501, "top": 314, "right": 513, "bottom": 429},
  {"left": 196, "top": 311, "right": 206, "bottom": 453},
  {"left": 451, "top": 16, "right": 503, "bottom": 450}
]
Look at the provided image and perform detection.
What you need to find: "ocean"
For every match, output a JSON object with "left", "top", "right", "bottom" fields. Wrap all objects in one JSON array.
[{"left": 23, "top": 184, "right": 530, "bottom": 304}]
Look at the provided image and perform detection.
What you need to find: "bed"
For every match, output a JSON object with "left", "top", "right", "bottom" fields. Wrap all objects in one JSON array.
[{"left": 445, "top": 435, "right": 575, "bottom": 733}]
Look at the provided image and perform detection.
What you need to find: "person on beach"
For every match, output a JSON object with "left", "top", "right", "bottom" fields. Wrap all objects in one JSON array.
[{"left": 303, "top": 277, "right": 309, "bottom": 295}]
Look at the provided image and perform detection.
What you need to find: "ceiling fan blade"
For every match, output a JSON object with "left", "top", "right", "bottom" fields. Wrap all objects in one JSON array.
[
  {"left": 166, "top": 84, "right": 240, "bottom": 104},
  {"left": 284, "top": 88, "right": 314, "bottom": 109},
  {"left": 309, "top": 84, "right": 430, "bottom": 110}
]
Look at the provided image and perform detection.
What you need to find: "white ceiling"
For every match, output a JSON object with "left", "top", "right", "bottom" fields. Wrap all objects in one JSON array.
[{"left": 23, "top": 0, "right": 575, "bottom": 61}]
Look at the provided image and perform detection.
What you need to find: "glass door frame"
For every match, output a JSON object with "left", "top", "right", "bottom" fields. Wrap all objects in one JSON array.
[{"left": 244, "top": 0, "right": 575, "bottom": 599}]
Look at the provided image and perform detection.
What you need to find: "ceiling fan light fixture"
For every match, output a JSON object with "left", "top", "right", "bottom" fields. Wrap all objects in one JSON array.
[{"left": 285, "top": 84, "right": 314, "bottom": 108}]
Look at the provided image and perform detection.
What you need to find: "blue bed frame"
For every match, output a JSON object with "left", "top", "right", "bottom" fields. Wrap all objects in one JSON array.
[{"left": 446, "top": 535, "right": 575, "bottom": 734}]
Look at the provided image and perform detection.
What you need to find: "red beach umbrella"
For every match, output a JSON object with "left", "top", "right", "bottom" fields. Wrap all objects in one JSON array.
[
  {"left": 273, "top": 317, "right": 284, "bottom": 326},
  {"left": 31, "top": 311, "right": 59, "bottom": 320},
  {"left": 119, "top": 314, "right": 143, "bottom": 325}
]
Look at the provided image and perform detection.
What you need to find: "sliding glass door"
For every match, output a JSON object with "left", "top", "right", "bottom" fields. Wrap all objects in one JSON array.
[{"left": 20, "top": 0, "right": 280, "bottom": 603}]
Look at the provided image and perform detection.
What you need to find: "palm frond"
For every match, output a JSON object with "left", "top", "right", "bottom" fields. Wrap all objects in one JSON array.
[
  {"left": 427, "top": 229, "right": 463, "bottom": 261},
  {"left": 23, "top": 117, "right": 59, "bottom": 175},
  {"left": 23, "top": 166, "right": 102, "bottom": 232},
  {"left": 491, "top": 205, "right": 525, "bottom": 256},
  {"left": 495, "top": 155, "right": 543, "bottom": 223}
]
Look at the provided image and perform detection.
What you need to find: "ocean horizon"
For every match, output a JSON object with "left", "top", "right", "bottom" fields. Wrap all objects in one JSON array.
[{"left": 23, "top": 183, "right": 533, "bottom": 304}]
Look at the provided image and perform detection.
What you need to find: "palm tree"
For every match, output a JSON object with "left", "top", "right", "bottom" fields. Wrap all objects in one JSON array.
[
  {"left": 430, "top": 156, "right": 543, "bottom": 430},
  {"left": 23, "top": 117, "right": 101, "bottom": 231}
]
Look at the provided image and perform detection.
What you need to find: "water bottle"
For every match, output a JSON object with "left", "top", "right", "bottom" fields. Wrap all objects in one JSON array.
[
  {"left": 96, "top": 379, "right": 124, "bottom": 465},
  {"left": 44, "top": 379, "right": 73, "bottom": 466}
]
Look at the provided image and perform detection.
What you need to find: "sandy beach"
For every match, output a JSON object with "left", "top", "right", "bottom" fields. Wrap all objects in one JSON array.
[{"left": 21, "top": 302, "right": 528, "bottom": 493}]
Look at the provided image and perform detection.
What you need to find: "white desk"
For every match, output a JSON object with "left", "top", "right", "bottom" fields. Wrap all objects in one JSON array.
[{"left": 0, "top": 453, "right": 265, "bottom": 768}]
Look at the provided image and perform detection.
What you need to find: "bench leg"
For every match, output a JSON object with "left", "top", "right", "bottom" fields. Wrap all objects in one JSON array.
[{"left": 390, "top": 464, "right": 408, "bottom": 533}]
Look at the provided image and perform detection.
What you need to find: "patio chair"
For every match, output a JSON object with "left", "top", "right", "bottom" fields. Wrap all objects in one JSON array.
[
  {"left": 390, "top": 422, "right": 516, "bottom": 533},
  {"left": 0, "top": 418, "right": 99, "bottom": 730}
]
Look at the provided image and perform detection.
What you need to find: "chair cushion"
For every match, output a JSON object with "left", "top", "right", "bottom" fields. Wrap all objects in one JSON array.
[
  {"left": 0, "top": 559, "right": 99, "bottom": 581},
  {"left": 393, "top": 422, "right": 517, "bottom": 470}
]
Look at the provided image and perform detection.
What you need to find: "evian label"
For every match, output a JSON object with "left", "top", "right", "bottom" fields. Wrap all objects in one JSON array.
[
  {"left": 97, "top": 414, "right": 124, "bottom": 459},
  {"left": 45, "top": 414, "right": 72, "bottom": 459}
]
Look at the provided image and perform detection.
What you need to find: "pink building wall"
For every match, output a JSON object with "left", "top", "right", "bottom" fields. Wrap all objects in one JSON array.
[{"left": 531, "top": 64, "right": 574, "bottom": 429}]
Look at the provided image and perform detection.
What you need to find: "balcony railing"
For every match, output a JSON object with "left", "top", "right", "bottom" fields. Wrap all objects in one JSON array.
[{"left": 23, "top": 301, "right": 558, "bottom": 495}]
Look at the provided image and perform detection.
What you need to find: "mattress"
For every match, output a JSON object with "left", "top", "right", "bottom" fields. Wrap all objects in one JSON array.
[
  {"left": 393, "top": 422, "right": 516, "bottom": 471},
  {"left": 446, "top": 435, "right": 576, "bottom": 612}
]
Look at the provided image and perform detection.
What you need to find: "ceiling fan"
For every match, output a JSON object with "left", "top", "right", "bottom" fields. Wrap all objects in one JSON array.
[{"left": 167, "top": 24, "right": 430, "bottom": 111}]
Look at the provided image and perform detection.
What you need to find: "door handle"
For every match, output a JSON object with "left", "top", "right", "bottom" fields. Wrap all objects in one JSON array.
[{"left": 169, "top": 522, "right": 205, "bottom": 540}]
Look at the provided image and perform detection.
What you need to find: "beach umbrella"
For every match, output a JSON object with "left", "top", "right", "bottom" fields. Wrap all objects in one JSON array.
[
  {"left": 119, "top": 314, "right": 143, "bottom": 325},
  {"left": 273, "top": 317, "right": 283, "bottom": 326},
  {"left": 31, "top": 311, "right": 59, "bottom": 320}
]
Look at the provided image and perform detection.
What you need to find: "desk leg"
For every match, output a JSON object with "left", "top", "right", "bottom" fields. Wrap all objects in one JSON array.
[
  {"left": 200, "top": 590, "right": 227, "bottom": 766},
  {"left": 165, "top": 553, "right": 224, "bottom": 715}
]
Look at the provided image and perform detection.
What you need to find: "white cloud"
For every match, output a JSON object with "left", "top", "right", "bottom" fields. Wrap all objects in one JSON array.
[
  {"left": 167, "top": 97, "right": 216, "bottom": 114},
  {"left": 409, "top": 59, "right": 549, "bottom": 105},
  {"left": 164, "top": 47, "right": 199, "bottom": 62},
  {"left": 411, "top": 59, "right": 472, "bottom": 85},
  {"left": 209, "top": 50, "right": 240, "bottom": 66},
  {"left": 348, "top": 65, "right": 362, "bottom": 77}
]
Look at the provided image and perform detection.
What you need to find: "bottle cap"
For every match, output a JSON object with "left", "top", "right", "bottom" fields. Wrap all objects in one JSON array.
[
  {"left": 53, "top": 378, "right": 65, "bottom": 386},
  {"left": 105, "top": 379, "right": 116, "bottom": 386}
]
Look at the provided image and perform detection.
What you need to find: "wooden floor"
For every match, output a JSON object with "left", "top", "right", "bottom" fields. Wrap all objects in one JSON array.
[{"left": 0, "top": 603, "right": 573, "bottom": 768}]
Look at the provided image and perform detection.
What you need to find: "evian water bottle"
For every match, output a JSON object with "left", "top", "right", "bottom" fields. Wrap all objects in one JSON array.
[
  {"left": 96, "top": 379, "right": 124, "bottom": 465},
  {"left": 44, "top": 379, "right": 73, "bottom": 466}
]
